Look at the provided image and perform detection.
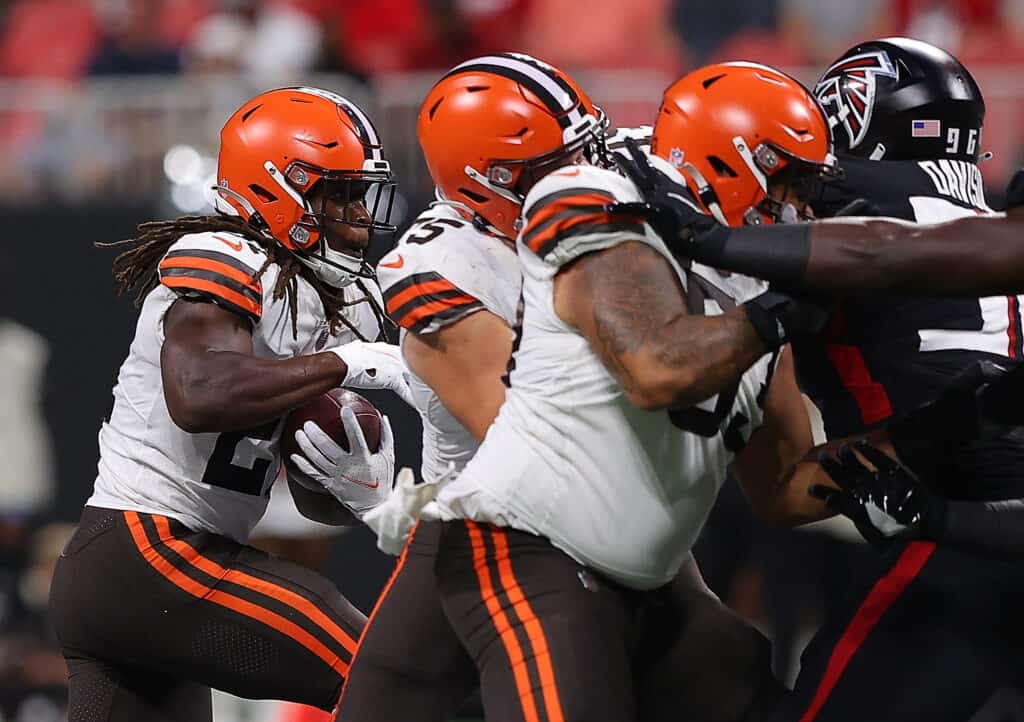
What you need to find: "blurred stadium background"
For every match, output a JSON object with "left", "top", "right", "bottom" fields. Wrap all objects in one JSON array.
[{"left": 1, "top": 0, "right": 1023, "bottom": 720}]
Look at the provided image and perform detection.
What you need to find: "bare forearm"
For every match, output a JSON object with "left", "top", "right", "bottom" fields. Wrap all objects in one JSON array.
[{"left": 162, "top": 348, "right": 346, "bottom": 432}]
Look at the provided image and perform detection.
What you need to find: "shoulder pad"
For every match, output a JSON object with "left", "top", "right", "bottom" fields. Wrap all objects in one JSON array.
[
  {"left": 377, "top": 209, "right": 487, "bottom": 334},
  {"left": 158, "top": 232, "right": 268, "bottom": 323},
  {"left": 519, "top": 165, "right": 646, "bottom": 265}
]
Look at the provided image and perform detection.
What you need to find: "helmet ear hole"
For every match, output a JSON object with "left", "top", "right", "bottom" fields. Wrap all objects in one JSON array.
[
  {"left": 249, "top": 184, "right": 278, "bottom": 203},
  {"left": 458, "top": 187, "right": 489, "bottom": 203},
  {"left": 707, "top": 156, "right": 738, "bottom": 178}
]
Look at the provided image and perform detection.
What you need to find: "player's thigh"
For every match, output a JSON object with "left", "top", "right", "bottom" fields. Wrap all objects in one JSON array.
[
  {"left": 64, "top": 653, "right": 212, "bottom": 722},
  {"left": 638, "top": 555, "right": 784, "bottom": 722},
  {"left": 51, "top": 508, "right": 359, "bottom": 711},
  {"left": 774, "top": 541, "right": 1024, "bottom": 722},
  {"left": 436, "top": 520, "right": 640, "bottom": 722},
  {"left": 337, "top": 521, "right": 477, "bottom": 722}
]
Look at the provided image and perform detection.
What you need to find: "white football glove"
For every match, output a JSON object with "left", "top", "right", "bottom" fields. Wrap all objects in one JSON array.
[
  {"left": 289, "top": 407, "right": 395, "bottom": 519},
  {"left": 363, "top": 463, "right": 457, "bottom": 555},
  {"left": 325, "top": 341, "right": 414, "bottom": 407}
]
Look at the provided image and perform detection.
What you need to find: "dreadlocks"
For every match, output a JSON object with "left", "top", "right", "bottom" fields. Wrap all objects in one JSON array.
[{"left": 99, "top": 215, "right": 392, "bottom": 342}]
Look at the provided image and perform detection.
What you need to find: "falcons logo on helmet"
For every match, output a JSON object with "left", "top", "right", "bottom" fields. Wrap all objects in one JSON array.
[{"left": 814, "top": 51, "right": 898, "bottom": 151}]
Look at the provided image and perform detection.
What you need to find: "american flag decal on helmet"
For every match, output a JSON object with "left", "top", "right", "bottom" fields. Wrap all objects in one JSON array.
[{"left": 814, "top": 50, "right": 898, "bottom": 151}]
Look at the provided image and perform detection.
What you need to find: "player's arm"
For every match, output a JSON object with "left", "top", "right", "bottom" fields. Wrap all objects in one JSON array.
[
  {"left": 730, "top": 348, "right": 837, "bottom": 525},
  {"left": 554, "top": 241, "right": 770, "bottom": 410},
  {"left": 161, "top": 298, "right": 388, "bottom": 433},
  {"left": 813, "top": 440, "right": 1024, "bottom": 557},
  {"left": 401, "top": 310, "right": 514, "bottom": 441}
]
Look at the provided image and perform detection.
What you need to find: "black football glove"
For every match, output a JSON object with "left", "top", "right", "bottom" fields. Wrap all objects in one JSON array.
[
  {"left": 606, "top": 136, "right": 728, "bottom": 261},
  {"left": 809, "top": 440, "right": 943, "bottom": 547},
  {"left": 887, "top": 360, "right": 1024, "bottom": 482},
  {"left": 742, "top": 288, "right": 832, "bottom": 349},
  {"left": 1006, "top": 168, "right": 1024, "bottom": 210}
]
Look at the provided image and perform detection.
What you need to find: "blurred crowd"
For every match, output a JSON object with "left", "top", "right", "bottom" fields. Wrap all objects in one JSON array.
[{"left": 1, "top": 0, "right": 1024, "bottom": 80}]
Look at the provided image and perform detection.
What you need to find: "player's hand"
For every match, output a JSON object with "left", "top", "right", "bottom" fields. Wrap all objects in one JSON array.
[
  {"left": 289, "top": 407, "right": 395, "bottom": 519},
  {"left": 363, "top": 463, "right": 457, "bottom": 555},
  {"left": 809, "top": 440, "right": 939, "bottom": 547},
  {"left": 742, "top": 288, "right": 832, "bottom": 349},
  {"left": 605, "top": 137, "right": 729, "bottom": 260},
  {"left": 326, "top": 341, "right": 414, "bottom": 406}
]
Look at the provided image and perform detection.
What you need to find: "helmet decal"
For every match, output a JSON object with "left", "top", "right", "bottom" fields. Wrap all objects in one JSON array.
[{"left": 814, "top": 50, "right": 898, "bottom": 151}]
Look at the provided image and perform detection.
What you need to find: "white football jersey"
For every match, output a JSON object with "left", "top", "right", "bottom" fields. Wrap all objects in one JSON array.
[
  {"left": 378, "top": 203, "right": 521, "bottom": 483},
  {"left": 88, "top": 231, "right": 383, "bottom": 542},
  {"left": 431, "top": 164, "right": 776, "bottom": 590}
]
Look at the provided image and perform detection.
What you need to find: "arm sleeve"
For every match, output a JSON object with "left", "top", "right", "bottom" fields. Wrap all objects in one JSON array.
[{"left": 924, "top": 498, "right": 1024, "bottom": 558}]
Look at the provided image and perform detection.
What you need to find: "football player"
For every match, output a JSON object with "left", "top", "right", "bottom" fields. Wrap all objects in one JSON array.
[
  {"left": 358, "top": 62, "right": 871, "bottom": 722},
  {"left": 339, "top": 54, "right": 782, "bottom": 722},
  {"left": 615, "top": 46, "right": 1024, "bottom": 721},
  {"left": 48, "top": 88, "right": 411, "bottom": 722}
]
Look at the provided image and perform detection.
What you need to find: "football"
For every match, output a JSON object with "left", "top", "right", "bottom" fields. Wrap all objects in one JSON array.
[{"left": 281, "top": 389, "right": 383, "bottom": 526}]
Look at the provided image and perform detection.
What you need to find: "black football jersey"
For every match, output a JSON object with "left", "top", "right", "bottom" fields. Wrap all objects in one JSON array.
[{"left": 800, "top": 156, "right": 1024, "bottom": 499}]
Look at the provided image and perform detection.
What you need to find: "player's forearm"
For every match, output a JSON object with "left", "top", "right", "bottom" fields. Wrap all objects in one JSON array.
[
  {"left": 631, "top": 307, "right": 768, "bottom": 410},
  {"left": 690, "top": 210, "right": 1024, "bottom": 296},
  {"left": 162, "top": 349, "right": 347, "bottom": 433},
  {"left": 924, "top": 498, "right": 1024, "bottom": 558}
]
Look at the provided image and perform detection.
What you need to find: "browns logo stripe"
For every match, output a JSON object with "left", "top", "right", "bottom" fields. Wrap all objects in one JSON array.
[
  {"left": 125, "top": 512, "right": 350, "bottom": 677},
  {"left": 161, "top": 277, "right": 262, "bottom": 321},
  {"left": 160, "top": 255, "right": 262, "bottom": 294},
  {"left": 164, "top": 248, "right": 259, "bottom": 276},
  {"left": 400, "top": 296, "right": 483, "bottom": 332}
]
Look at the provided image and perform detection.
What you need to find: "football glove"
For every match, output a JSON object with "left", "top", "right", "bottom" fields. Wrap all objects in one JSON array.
[
  {"left": 605, "top": 136, "right": 729, "bottom": 259},
  {"left": 289, "top": 406, "right": 395, "bottom": 519},
  {"left": 363, "top": 462, "right": 457, "bottom": 556},
  {"left": 742, "top": 288, "right": 832, "bottom": 349},
  {"left": 325, "top": 341, "right": 414, "bottom": 407},
  {"left": 809, "top": 440, "right": 942, "bottom": 547}
]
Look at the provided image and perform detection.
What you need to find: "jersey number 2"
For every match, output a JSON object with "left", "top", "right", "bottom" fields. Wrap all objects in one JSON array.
[{"left": 201, "top": 420, "right": 279, "bottom": 495}]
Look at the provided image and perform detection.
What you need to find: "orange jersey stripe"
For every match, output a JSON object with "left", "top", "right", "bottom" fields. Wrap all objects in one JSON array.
[
  {"left": 526, "top": 210, "right": 617, "bottom": 255},
  {"left": 400, "top": 295, "right": 478, "bottom": 328},
  {"left": 150, "top": 516, "right": 357, "bottom": 657},
  {"left": 491, "top": 528, "right": 566, "bottom": 722},
  {"left": 338, "top": 522, "right": 420, "bottom": 707},
  {"left": 124, "top": 512, "right": 348, "bottom": 676},
  {"left": 159, "top": 256, "right": 262, "bottom": 293},
  {"left": 161, "top": 276, "right": 262, "bottom": 318},
  {"left": 527, "top": 192, "right": 615, "bottom": 231},
  {"left": 466, "top": 520, "right": 542, "bottom": 722},
  {"left": 384, "top": 278, "right": 458, "bottom": 317}
]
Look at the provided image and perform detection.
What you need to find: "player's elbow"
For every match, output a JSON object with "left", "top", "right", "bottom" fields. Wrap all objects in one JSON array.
[
  {"left": 622, "top": 366, "right": 703, "bottom": 411},
  {"left": 162, "top": 365, "right": 229, "bottom": 433},
  {"left": 165, "top": 395, "right": 220, "bottom": 434}
]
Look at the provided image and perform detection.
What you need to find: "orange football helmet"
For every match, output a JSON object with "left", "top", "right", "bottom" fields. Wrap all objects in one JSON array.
[
  {"left": 217, "top": 87, "right": 395, "bottom": 287},
  {"left": 417, "top": 53, "right": 605, "bottom": 239},
  {"left": 652, "top": 62, "right": 838, "bottom": 227}
]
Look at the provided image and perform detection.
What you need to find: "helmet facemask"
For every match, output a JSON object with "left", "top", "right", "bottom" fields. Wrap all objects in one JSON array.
[
  {"left": 283, "top": 163, "right": 397, "bottom": 288},
  {"left": 738, "top": 140, "right": 841, "bottom": 225}
]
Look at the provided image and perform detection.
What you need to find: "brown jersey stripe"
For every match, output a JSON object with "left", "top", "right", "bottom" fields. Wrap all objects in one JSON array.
[
  {"left": 161, "top": 276, "right": 262, "bottom": 321},
  {"left": 524, "top": 187, "right": 615, "bottom": 222},
  {"left": 382, "top": 271, "right": 446, "bottom": 304},
  {"left": 159, "top": 255, "right": 262, "bottom": 294},
  {"left": 405, "top": 299, "right": 485, "bottom": 334},
  {"left": 532, "top": 220, "right": 646, "bottom": 261},
  {"left": 164, "top": 248, "right": 260, "bottom": 278},
  {"left": 159, "top": 267, "right": 262, "bottom": 307},
  {"left": 398, "top": 295, "right": 482, "bottom": 332},
  {"left": 466, "top": 520, "right": 545, "bottom": 722},
  {"left": 124, "top": 512, "right": 350, "bottom": 677},
  {"left": 385, "top": 278, "right": 459, "bottom": 317}
]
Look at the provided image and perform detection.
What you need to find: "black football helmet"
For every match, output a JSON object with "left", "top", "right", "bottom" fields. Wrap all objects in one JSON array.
[{"left": 814, "top": 37, "right": 984, "bottom": 163}]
